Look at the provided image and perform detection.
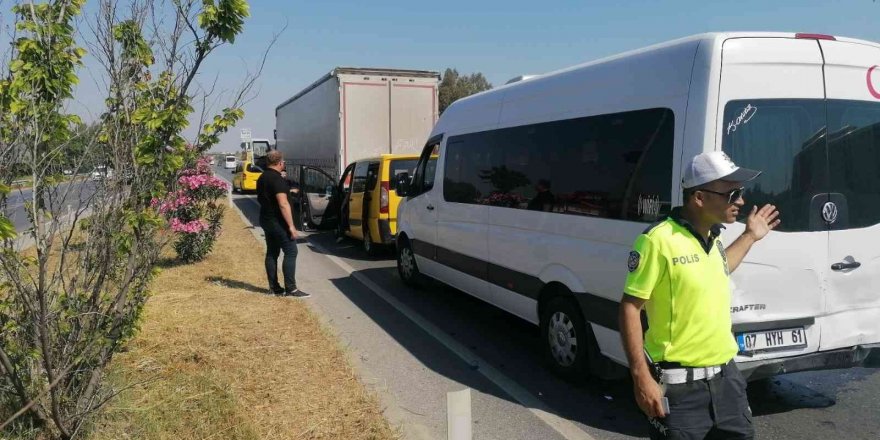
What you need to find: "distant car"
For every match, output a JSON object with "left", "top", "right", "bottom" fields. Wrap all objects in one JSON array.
[
  {"left": 209, "top": 156, "right": 216, "bottom": 166},
  {"left": 224, "top": 155, "right": 236, "bottom": 169},
  {"left": 90, "top": 165, "right": 114, "bottom": 181}
]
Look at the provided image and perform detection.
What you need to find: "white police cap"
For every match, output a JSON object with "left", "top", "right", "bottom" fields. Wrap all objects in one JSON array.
[{"left": 682, "top": 151, "right": 761, "bottom": 189}]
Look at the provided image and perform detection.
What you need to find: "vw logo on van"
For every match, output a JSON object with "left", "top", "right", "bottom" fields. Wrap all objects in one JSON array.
[{"left": 822, "top": 201, "right": 839, "bottom": 224}]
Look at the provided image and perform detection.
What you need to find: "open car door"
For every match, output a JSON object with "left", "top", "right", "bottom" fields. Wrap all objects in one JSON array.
[{"left": 297, "top": 166, "right": 339, "bottom": 229}]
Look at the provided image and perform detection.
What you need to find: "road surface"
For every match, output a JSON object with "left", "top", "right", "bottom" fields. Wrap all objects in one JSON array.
[{"left": 4, "top": 178, "right": 96, "bottom": 232}]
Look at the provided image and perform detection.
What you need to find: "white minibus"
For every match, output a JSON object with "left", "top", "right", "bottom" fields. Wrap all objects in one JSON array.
[{"left": 395, "top": 32, "right": 880, "bottom": 380}]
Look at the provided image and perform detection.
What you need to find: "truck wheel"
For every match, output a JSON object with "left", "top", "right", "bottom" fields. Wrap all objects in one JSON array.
[
  {"left": 541, "top": 296, "right": 596, "bottom": 382},
  {"left": 396, "top": 237, "right": 422, "bottom": 287}
]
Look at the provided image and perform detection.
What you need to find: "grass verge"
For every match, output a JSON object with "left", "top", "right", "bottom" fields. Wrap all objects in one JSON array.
[{"left": 88, "top": 205, "right": 398, "bottom": 439}]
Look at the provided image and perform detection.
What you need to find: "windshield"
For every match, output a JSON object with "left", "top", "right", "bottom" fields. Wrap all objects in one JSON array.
[{"left": 722, "top": 99, "right": 880, "bottom": 232}]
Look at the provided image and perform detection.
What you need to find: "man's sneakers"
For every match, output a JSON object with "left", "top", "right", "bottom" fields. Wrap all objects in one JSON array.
[
  {"left": 284, "top": 288, "right": 311, "bottom": 298},
  {"left": 270, "top": 286, "right": 311, "bottom": 298}
]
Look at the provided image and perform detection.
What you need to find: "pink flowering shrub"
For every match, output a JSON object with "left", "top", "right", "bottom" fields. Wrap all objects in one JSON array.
[
  {"left": 154, "top": 156, "right": 229, "bottom": 263},
  {"left": 180, "top": 156, "right": 213, "bottom": 176},
  {"left": 170, "top": 218, "right": 209, "bottom": 233},
  {"left": 479, "top": 192, "right": 528, "bottom": 208}
]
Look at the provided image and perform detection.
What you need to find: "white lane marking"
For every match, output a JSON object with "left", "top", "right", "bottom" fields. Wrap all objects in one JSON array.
[
  {"left": 234, "top": 193, "right": 597, "bottom": 440},
  {"left": 447, "top": 388, "right": 472, "bottom": 440}
]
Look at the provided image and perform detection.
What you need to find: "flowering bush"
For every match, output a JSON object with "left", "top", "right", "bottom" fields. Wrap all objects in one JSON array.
[
  {"left": 154, "top": 156, "right": 229, "bottom": 263},
  {"left": 170, "top": 217, "right": 209, "bottom": 233},
  {"left": 479, "top": 191, "right": 528, "bottom": 208}
]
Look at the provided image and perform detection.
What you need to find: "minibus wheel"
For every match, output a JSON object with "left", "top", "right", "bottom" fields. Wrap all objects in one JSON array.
[
  {"left": 541, "top": 296, "right": 593, "bottom": 381},
  {"left": 396, "top": 237, "right": 422, "bottom": 287}
]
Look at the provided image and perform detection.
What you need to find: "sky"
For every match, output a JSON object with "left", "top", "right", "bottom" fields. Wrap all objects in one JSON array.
[{"left": 65, "top": 0, "right": 880, "bottom": 153}]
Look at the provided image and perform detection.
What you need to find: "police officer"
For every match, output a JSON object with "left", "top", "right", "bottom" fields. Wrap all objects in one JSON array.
[{"left": 619, "top": 151, "right": 781, "bottom": 439}]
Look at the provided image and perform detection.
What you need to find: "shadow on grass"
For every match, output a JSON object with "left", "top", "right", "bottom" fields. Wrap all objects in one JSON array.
[
  {"left": 157, "top": 257, "right": 185, "bottom": 269},
  {"left": 205, "top": 276, "right": 268, "bottom": 294}
]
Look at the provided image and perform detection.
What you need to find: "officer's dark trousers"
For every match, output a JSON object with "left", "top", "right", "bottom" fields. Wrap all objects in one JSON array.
[
  {"left": 649, "top": 360, "right": 754, "bottom": 440},
  {"left": 262, "top": 219, "right": 298, "bottom": 292}
]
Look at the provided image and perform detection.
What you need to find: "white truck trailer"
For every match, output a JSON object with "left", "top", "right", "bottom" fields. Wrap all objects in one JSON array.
[{"left": 274, "top": 67, "right": 440, "bottom": 178}]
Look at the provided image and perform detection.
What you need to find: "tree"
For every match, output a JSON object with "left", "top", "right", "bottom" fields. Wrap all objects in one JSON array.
[
  {"left": 438, "top": 68, "right": 492, "bottom": 113},
  {"left": 0, "top": 1, "right": 261, "bottom": 438},
  {"left": 61, "top": 123, "right": 102, "bottom": 172}
]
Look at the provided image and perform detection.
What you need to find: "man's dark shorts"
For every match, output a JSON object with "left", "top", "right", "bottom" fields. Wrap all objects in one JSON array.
[{"left": 649, "top": 361, "right": 754, "bottom": 440}]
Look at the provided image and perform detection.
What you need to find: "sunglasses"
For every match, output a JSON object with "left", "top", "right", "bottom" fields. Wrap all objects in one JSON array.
[{"left": 698, "top": 187, "right": 745, "bottom": 204}]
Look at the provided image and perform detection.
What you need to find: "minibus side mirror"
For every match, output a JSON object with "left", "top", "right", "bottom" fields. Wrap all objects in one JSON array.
[{"left": 396, "top": 173, "right": 410, "bottom": 198}]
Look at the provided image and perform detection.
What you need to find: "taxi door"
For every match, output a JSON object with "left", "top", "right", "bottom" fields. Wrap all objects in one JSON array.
[
  {"left": 348, "top": 161, "right": 370, "bottom": 239},
  {"left": 298, "top": 166, "right": 338, "bottom": 228},
  {"left": 232, "top": 163, "right": 243, "bottom": 191}
]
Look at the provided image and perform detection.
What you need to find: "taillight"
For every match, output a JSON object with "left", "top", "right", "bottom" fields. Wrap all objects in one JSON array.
[
  {"left": 380, "top": 181, "right": 390, "bottom": 214},
  {"left": 795, "top": 33, "right": 836, "bottom": 41}
]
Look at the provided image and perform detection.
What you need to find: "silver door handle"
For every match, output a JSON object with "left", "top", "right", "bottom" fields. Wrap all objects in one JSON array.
[{"left": 831, "top": 261, "right": 861, "bottom": 271}]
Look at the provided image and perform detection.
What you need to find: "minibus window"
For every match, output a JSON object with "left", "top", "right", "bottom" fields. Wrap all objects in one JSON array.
[
  {"left": 827, "top": 100, "right": 880, "bottom": 229},
  {"left": 722, "top": 99, "right": 827, "bottom": 232},
  {"left": 412, "top": 143, "right": 440, "bottom": 195},
  {"left": 443, "top": 107, "right": 674, "bottom": 222},
  {"left": 444, "top": 136, "right": 495, "bottom": 205}
]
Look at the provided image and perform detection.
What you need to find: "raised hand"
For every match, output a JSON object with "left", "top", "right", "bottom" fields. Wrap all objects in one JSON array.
[{"left": 745, "top": 204, "right": 781, "bottom": 241}]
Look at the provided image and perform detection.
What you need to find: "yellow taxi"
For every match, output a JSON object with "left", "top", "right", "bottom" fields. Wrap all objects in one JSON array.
[
  {"left": 337, "top": 154, "right": 420, "bottom": 255},
  {"left": 232, "top": 160, "right": 263, "bottom": 192}
]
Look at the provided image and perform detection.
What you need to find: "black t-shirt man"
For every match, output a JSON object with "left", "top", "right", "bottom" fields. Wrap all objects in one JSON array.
[
  {"left": 257, "top": 168, "right": 290, "bottom": 226},
  {"left": 255, "top": 154, "right": 307, "bottom": 297}
]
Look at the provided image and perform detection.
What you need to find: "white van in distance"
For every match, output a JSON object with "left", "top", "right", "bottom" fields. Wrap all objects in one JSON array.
[
  {"left": 394, "top": 32, "right": 880, "bottom": 380},
  {"left": 224, "top": 155, "right": 237, "bottom": 170}
]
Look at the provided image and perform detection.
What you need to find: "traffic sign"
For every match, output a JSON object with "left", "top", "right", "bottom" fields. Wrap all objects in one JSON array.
[{"left": 240, "top": 128, "right": 252, "bottom": 143}]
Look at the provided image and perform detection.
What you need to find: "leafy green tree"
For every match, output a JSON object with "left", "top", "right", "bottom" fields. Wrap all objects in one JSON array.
[
  {"left": 0, "top": 1, "right": 253, "bottom": 438},
  {"left": 438, "top": 68, "right": 493, "bottom": 113},
  {"left": 61, "top": 123, "right": 101, "bottom": 172}
]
